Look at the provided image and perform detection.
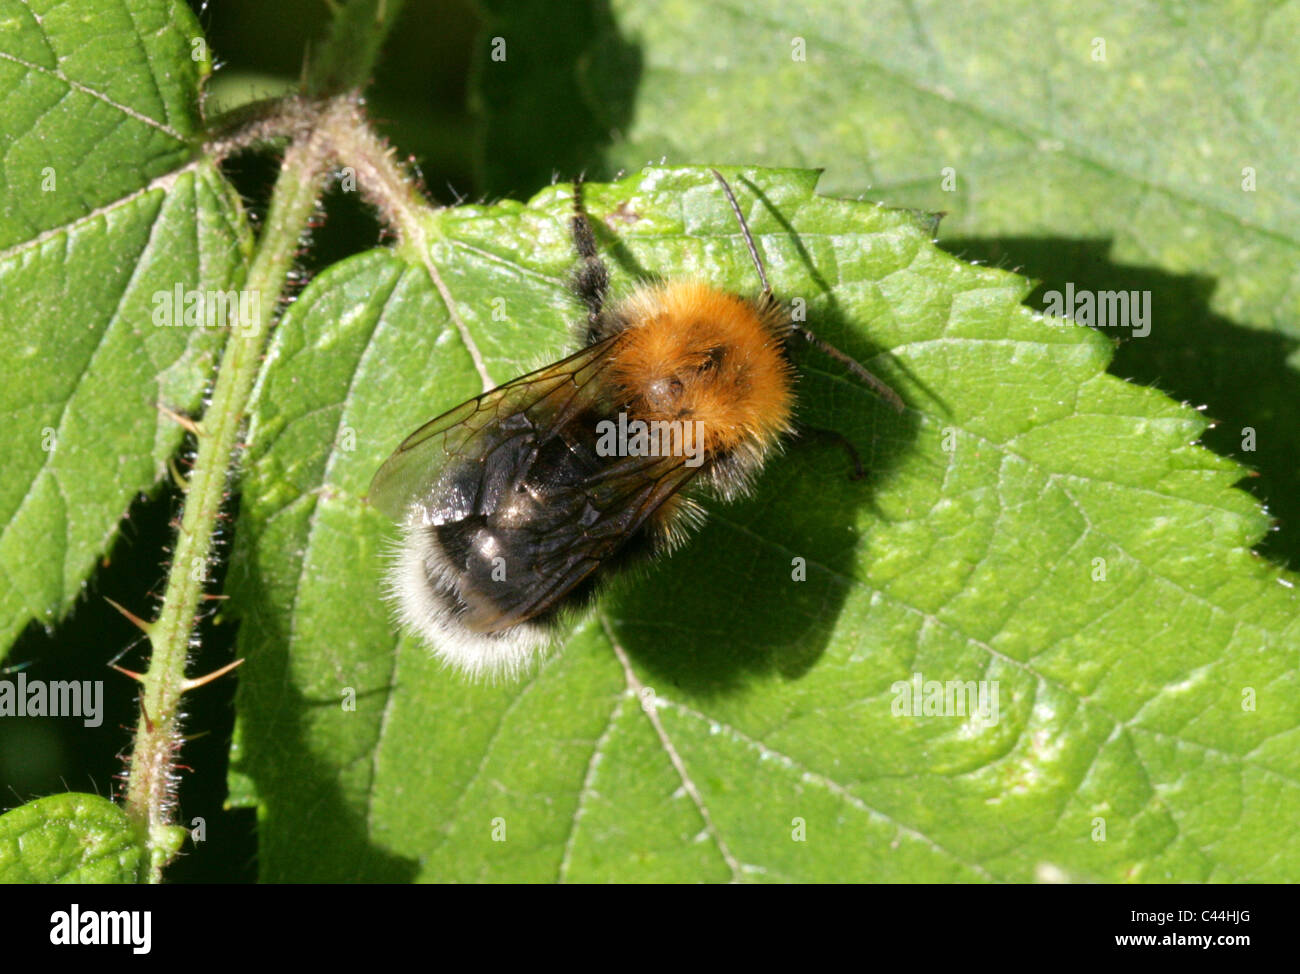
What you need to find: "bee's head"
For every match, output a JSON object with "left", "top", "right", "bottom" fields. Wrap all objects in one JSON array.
[{"left": 612, "top": 281, "right": 795, "bottom": 455}]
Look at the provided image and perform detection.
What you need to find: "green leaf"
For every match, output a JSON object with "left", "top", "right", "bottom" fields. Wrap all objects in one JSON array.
[
  {"left": 0, "top": 0, "right": 253, "bottom": 649},
  {"left": 228, "top": 167, "right": 1300, "bottom": 882},
  {"left": 0, "top": 0, "right": 208, "bottom": 247},
  {"left": 477, "top": 0, "right": 1300, "bottom": 568},
  {"left": 0, "top": 792, "right": 148, "bottom": 882}
]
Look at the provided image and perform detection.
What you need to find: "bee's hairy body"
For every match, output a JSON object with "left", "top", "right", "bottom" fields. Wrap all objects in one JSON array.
[
  {"left": 389, "top": 277, "right": 795, "bottom": 679},
  {"left": 371, "top": 172, "right": 897, "bottom": 680}
]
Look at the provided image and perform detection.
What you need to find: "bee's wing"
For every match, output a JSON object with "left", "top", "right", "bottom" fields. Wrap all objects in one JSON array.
[
  {"left": 368, "top": 336, "right": 624, "bottom": 521},
  {"left": 370, "top": 335, "right": 708, "bottom": 634}
]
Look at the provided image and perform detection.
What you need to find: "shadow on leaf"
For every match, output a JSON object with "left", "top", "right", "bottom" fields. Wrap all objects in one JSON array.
[
  {"left": 228, "top": 532, "right": 418, "bottom": 883},
  {"left": 603, "top": 300, "right": 919, "bottom": 697},
  {"left": 943, "top": 236, "right": 1300, "bottom": 572}
]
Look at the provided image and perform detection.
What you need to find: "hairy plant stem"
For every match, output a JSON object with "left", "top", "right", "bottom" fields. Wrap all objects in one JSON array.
[
  {"left": 111, "top": 0, "right": 409, "bottom": 887},
  {"left": 123, "top": 120, "right": 336, "bottom": 883}
]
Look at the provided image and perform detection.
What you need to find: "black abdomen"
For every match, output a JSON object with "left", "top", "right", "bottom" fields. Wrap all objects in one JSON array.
[{"left": 426, "top": 407, "right": 668, "bottom": 634}]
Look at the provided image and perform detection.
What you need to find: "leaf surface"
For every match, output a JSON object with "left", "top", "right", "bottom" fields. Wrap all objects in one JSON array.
[
  {"left": 227, "top": 167, "right": 1300, "bottom": 882},
  {"left": 0, "top": 0, "right": 252, "bottom": 647}
]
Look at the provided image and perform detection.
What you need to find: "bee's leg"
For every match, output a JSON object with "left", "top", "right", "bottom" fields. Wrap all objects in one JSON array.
[
  {"left": 571, "top": 175, "right": 611, "bottom": 345},
  {"left": 792, "top": 325, "right": 904, "bottom": 413},
  {"left": 792, "top": 424, "right": 867, "bottom": 481}
]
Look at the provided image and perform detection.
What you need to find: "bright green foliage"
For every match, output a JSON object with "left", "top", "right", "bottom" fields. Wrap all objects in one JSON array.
[
  {"left": 0, "top": 0, "right": 252, "bottom": 647},
  {"left": 479, "top": 0, "right": 1300, "bottom": 570},
  {"left": 227, "top": 168, "right": 1300, "bottom": 882},
  {"left": 0, "top": 792, "right": 148, "bottom": 883},
  {"left": 2, "top": 0, "right": 1297, "bottom": 886}
]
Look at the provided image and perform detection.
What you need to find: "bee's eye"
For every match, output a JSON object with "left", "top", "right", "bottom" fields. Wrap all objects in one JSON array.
[{"left": 697, "top": 347, "right": 725, "bottom": 373}]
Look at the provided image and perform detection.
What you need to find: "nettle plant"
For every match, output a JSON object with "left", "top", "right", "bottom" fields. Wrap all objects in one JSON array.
[{"left": 1, "top": 1, "right": 1297, "bottom": 884}]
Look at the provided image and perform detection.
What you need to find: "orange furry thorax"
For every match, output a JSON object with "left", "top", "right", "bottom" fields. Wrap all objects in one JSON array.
[{"left": 608, "top": 280, "right": 795, "bottom": 455}]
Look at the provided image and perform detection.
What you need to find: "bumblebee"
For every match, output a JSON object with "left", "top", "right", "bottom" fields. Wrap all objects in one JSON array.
[{"left": 369, "top": 171, "right": 902, "bottom": 679}]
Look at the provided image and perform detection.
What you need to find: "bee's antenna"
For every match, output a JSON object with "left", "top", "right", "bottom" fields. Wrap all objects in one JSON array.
[
  {"left": 712, "top": 169, "right": 904, "bottom": 413},
  {"left": 711, "top": 169, "right": 771, "bottom": 299}
]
